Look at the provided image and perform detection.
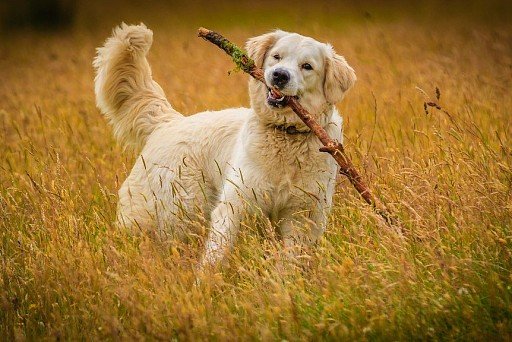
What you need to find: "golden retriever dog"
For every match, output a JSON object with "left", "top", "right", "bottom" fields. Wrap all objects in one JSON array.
[{"left": 93, "top": 23, "right": 356, "bottom": 268}]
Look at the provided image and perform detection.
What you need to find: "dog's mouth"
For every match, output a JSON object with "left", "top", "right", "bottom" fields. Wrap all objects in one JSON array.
[{"left": 266, "top": 87, "right": 299, "bottom": 108}]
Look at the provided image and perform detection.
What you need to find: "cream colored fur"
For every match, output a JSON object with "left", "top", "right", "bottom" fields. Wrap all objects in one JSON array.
[{"left": 93, "top": 23, "right": 356, "bottom": 268}]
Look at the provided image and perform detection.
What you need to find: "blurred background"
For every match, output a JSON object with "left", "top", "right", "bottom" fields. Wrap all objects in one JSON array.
[
  {"left": 0, "top": 0, "right": 510, "bottom": 116},
  {"left": 1, "top": 0, "right": 511, "bottom": 32}
]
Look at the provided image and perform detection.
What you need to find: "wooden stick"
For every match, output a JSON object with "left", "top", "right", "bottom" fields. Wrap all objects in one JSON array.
[{"left": 198, "top": 27, "right": 398, "bottom": 227}]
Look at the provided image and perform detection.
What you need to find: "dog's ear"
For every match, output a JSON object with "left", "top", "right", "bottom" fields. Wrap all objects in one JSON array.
[
  {"left": 245, "top": 30, "right": 286, "bottom": 68},
  {"left": 323, "top": 45, "right": 356, "bottom": 104}
]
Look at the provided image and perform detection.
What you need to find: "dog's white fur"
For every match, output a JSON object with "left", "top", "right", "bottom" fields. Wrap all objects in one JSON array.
[{"left": 94, "top": 23, "right": 356, "bottom": 267}]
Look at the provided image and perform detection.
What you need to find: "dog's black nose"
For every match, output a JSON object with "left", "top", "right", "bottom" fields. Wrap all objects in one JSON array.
[{"left": 271, "top": 68, "right": 290, "bottom": 88}]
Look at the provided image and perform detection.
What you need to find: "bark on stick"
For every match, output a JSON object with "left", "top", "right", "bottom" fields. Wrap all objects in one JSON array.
[{"left": 198, "top": 27, "right": 398, "bottom": 227}]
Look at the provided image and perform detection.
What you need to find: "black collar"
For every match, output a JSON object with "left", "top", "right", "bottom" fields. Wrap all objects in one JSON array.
[{"left": 274, "top": 124, "right": 311, "bottom": 135}]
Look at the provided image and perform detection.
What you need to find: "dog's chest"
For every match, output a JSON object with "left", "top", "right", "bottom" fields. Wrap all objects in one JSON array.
[{"left": 247, "top": 132, "right": 335, "bottom": 192}]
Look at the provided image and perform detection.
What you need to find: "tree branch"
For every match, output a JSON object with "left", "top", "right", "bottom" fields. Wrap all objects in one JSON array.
[{"left": 198, "top": 27, "right": 399, "bottom": 228}]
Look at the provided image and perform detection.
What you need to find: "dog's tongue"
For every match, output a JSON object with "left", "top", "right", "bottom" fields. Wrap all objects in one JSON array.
[
  {"left": 267, "top": 87, "right": 288, "bottom": 107},
  {"left": 270, "top": 88, "right": 284, "bottom": 100}
]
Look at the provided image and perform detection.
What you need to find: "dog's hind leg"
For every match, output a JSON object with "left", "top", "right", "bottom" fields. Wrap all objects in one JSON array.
[{"left": 116, "top": 166, "right": 157, "bottom": 235}]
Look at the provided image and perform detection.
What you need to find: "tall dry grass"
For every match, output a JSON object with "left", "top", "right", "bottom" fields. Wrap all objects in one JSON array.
[{"left": 1, "top": 1, "right": 511, "bottom": 339}]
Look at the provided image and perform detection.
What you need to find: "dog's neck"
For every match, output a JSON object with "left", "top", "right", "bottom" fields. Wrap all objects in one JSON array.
[
  {"left": 273, "top": 124, "right": 310, "bottom": 134},
  {"left": 268, "top": 103, "right": 334, "bottom": 135}
]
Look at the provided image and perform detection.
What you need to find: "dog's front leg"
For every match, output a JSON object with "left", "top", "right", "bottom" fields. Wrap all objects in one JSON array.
[
  {"left": 200, "top": 195, "right": 243, "bottom": 270},
  {"left": 276, "top": 208, "right": 328, "bottom": 268}
]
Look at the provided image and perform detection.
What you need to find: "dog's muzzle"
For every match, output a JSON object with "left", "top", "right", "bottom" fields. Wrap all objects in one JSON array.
[{"left": 266, "top": 68, "right": 300, "bottom": 108}]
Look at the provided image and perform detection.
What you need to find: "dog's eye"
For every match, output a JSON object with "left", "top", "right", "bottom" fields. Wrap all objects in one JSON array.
[
  {"left": 301, "top": 63, "right": 313, "bottom": 70},
  {"left": 273, "top": 54, "right": 281, "bottom": 60}
]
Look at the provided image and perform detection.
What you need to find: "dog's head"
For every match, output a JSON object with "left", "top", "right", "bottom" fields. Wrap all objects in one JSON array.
[{"left": 246, "top": 30, "right": 356, "bottom": 129}]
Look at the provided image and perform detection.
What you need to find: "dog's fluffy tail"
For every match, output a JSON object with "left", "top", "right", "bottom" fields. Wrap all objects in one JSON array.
[{"left": 93, "top": 23, "right": 182, "bottom": 151}]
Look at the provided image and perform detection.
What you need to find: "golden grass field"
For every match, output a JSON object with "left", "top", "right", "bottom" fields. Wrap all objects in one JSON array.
[{"left": 1, "top": 0, "right": 511, "bottom": 339}]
